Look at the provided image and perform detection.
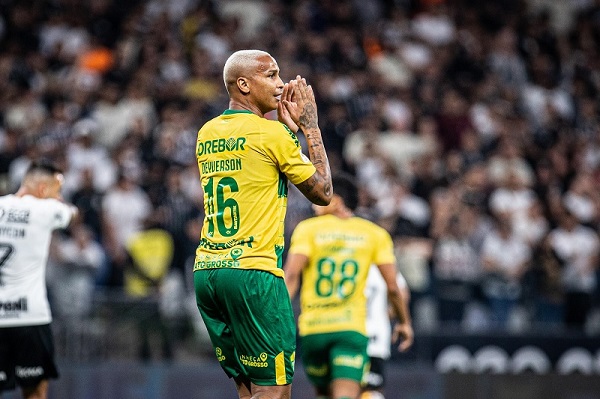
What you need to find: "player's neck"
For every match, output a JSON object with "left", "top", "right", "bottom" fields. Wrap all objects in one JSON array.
[
  {"left": 332, "top": 208, "right": 354, "bottom": 219},
  {"left": 15, "top": 187, "right": 35, "bottom": 198},
  {"left": 228, "top": 99, "right": 265, "bottom": 117}
]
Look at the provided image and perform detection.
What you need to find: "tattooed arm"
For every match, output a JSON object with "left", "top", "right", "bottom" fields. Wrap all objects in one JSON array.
[{"left": 279, "top": 76, "right": 332, "bottom": 205}]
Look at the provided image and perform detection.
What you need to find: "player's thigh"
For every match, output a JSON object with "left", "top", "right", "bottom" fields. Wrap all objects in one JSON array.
[
  {"left": 222, "top": 269, "right": 296, "bottom": 386},
  {"left": 0, "top": 327, "right": 17, "bottom": 392},
  {"left": 300, "top": 331, "right": 368, "bottom": 390},
  {"left": 250, "top": 382, "right": 292, "bottom": 399},
  {"left": 299, "top": 333, "right": 333, "bottom": 390},
  {"left": 11, "top": 325, "right": 59, "bottom": 388},
  {"left": 195, "top": 269, "right": 241, "bottom": 379},
  {"left": 196, "top": 269, "right": 296, "bottom": 386},
  {"left": 329, "top": 331, "right": 369, "bottom": 383}
]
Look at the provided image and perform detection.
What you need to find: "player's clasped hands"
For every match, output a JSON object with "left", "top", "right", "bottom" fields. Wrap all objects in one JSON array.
[{"left": 278, "top": 75, "right": 318, "bottom": 132}]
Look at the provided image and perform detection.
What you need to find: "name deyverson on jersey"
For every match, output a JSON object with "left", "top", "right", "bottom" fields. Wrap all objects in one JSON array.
[{"left": 201, "top": 158, "right": 243, "bottom": 174}]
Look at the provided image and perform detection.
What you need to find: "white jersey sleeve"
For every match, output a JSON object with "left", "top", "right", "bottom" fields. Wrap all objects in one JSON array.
[
  {"left": 0, "top": 195, "right": 74, "bottom": 327},
  {"left": 365, "top": 265, "right": 408, "bottom": 359},
  {"left": 365, "top": 265, "right": 392, "bottom": 359}
]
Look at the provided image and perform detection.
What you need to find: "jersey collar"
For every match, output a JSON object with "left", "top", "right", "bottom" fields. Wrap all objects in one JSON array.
[{"left": 223, "top": 109, "right": 254, "bottom": 115}]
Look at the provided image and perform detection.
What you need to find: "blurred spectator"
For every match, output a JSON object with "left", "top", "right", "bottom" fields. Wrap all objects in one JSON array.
[
  {"left": 488, "top": 26, "right": 528, "bottom": 89},
  {"left": 410, "top": 151, "right": 444, "bottom": 203},
  {"left": 520, "top": 53, "right": 574, "bottom": 129},
  {"left": 153, "top": 166, "right": 201, "bottom": 273},
  {"left": 432, "top": 214, "right": 482, "bottom": 328},
  {"left": 411, "top": 2, "right": 456, "bottom": 46},
  {"left": 70, "top": 168, "right": 105, "bottom": 243},
  {"left": 393, "top": 232, "right": 433, "bottom": 331},
  {"left": 573, "top": 96, "right": 599, "bottom": 140},
  {"left": 512, "top": 197, "right": 550, "bottom": 247},
  {"left": 7, "top": 140, "right": 40, "bottom": 193},
  {"left": 343, "top": 114, "right": 390, "bottom": 189},
  {"left": 487, "top": 138, "right": 535, "bottom": 188},
  {"left": 49, "top": 224, "right": 106, "bottom": 319},
  {"left": 548, "top": 208, "right": 600, "bottom": 329},
  {"left": 90, "top": 80, "right": 130, "bottom": 150},
  {"left": 124, "top": 228, "right": 175, "bottom": 361},
  {"left": 488, "top": 166, "right": 537, "bottom": 229},
  {"left": 101, "top": 170, "right": 153, "bottom": 286},
  {"left": 561, "top": 171, "right": 600, "bottom": 226},
  {"left": 481, "top": 213, "right": 532, "bottom": 330},
  {"left": 528, "top": 235, "right": 565, "bottom": 329},
  {"left": 64, "top": 117, "right": 117, "bottom": 196},
  {"left": 36, "top": 97, "right": 73, "bottom": 156},
  {"left": 4, "top": 85, "right": 47, "bottom": 138},
  {"left": 377, "top": 177, "right": 431, "bottom": 237},
  {"left": 151, "top": 103, "right": 197, "bottom": 166},
  {"left": 435, "top": 88, "right": 473, "bottom": 153}
]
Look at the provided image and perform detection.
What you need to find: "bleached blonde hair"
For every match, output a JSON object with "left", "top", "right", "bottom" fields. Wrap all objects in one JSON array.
[{"left": 222, "top": 49, "right": 271, "bottom": 94}]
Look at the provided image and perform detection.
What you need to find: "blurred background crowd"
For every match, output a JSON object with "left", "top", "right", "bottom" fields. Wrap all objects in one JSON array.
[{"left": 1, "top": 0, "right": 600, "bottom": 361}]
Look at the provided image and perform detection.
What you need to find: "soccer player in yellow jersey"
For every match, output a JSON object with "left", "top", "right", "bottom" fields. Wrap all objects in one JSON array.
[
  {"left": 285, "top": 173, "right": 413, "bottom": 399},
  {"left": 194, "top": 49, "right": 332, "bottom": 399}
]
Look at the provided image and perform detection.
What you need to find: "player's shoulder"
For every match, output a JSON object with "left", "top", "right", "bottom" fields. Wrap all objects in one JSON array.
[
  {"left": 0, "top": 195, "right": 64, "bottom": 213},
  {"left": 352, "top": 217, "right": 392, "bottom": 238},
  {"left": 239, "top": 114, "right": 295, "bottom": 138},
  {"left": 295, "top": 215, "right": 322, "bottom": 229},
  {"left": 295, "top": 215, "right": 339, "bottom": 236},
  {"left": 260, "top": 118, "right": 293, "bottom": 137},
  {"left": 351, "top": 216, "right": 385, "bottom": 230},
  {"left": 0, "top": 193, "right": 13, "bottom": 203},
  {"left": 32, "top": 196, "right": 68, "bottom": 211}
]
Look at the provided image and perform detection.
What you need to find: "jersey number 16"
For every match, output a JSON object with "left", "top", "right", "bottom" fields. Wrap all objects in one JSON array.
[{"left": 204, "top": 177, "right": 240, "bottom": 237}]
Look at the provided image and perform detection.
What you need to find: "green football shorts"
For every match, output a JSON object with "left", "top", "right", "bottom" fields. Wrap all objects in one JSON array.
[
  {"left": 194, "top": 268, "right": 296, "bottom": 386},
  {"left": 300, "top": 331, "right": 369, "bottom": 389}
]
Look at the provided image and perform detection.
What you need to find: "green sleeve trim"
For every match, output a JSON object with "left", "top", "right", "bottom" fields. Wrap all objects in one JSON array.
[
  {"left": 281, "top": 124, "right": 300, "bottom": 147},
  {"left": 275, "top": 245, "right": 285, "bottom": 269},
  {"left": 278, "top": 172, "right": 288, "bottom": 198}
]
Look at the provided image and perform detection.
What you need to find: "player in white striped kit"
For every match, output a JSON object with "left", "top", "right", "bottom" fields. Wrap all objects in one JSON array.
[
  {"left": 0, "top": 162, "right": 77, "bottom": 399},
  {"left": 362, "top": 265, "right": 411, "bottom": 399}
]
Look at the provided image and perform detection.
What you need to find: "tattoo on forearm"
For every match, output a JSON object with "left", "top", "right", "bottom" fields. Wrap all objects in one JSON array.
[
  {"left": 299, "top": 104, "right": 318, "bottom": 129},
  {"left": 294, "top": 104, "right": 332, "bottom": 205}
]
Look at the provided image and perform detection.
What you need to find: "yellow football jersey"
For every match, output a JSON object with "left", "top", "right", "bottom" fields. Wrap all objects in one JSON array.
[
  {"left": 194, "top": 110, "right": 316, "bottom": 277},
  {"left": 289, "top": 214, "right": 396, "bottom": 336}
]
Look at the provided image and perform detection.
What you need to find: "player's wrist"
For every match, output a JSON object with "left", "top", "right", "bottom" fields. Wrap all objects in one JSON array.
[
  {"left": 300, "top": 126, "right": 322, "bottom": 139},
  {"left": 394, "top": 318, "right": 412, "bottom": 326}
]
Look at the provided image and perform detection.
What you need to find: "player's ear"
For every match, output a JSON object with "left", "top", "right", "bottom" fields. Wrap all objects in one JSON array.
[{"left": 237, "top": 77, "right": 250, "bottom": 94}]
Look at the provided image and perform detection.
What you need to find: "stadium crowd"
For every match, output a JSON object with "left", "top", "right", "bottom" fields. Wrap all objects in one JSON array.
[{"left": 1, "top": 0, "right": 600, "bottom": 350}]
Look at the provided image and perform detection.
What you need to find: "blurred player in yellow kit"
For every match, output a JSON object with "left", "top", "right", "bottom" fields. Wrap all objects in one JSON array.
[{"left": 285, "top": 173, "right": 413, "bottom": 399}]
